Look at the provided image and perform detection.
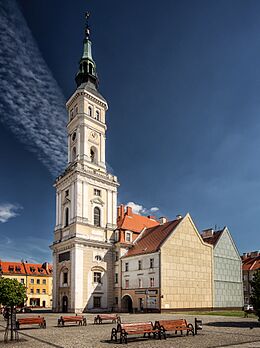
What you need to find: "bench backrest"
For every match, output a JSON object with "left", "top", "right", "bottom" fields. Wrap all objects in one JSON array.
[
  {"left": 99, "top": 314, "right": 117, "bottom": 319},
  {"left": 158, "top": 319, "right": 188, "bottom": 330},
  {"left": 62, "top": 316, "right": 83, "bottom": 320},
  {"left": 119, "top": 322, "right": 153, "bottom": 332},
  {"left": 18, "top": 317, "right": 44, "bottom": 323}
]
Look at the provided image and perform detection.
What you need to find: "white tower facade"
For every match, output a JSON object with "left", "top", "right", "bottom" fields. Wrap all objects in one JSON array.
[{"left": 51, "top": 13, "right": 119, "bottom": 313}]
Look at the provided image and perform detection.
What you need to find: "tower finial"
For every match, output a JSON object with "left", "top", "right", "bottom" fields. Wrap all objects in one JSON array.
[{"left": 85, "top": 12, "right": 90, "bottom": 39}]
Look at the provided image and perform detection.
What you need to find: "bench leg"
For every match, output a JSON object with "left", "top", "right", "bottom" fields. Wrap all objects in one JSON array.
[
  {"left": 111, "top": 328, "right": 117, "bottom": 342},
  {"left": 120, "top": 330, "right": 127, "bottom": 344},
  {"left": 83, "top": 318, "right": 87, "bottom": 326}
]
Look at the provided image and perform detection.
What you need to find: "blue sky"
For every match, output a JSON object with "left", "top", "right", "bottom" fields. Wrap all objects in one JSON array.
[{"left": 0, "top": 0, "right": 260, "bottom": 262}]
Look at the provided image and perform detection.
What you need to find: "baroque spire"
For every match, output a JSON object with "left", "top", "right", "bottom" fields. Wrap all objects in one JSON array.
[{"left": 75, "top": 12, "right": 99, "bottom": 88}]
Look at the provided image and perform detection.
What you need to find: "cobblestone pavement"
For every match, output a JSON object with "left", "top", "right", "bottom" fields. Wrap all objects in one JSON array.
[{"left": 0, "top": 312, "right": 259, "bottom": 348}]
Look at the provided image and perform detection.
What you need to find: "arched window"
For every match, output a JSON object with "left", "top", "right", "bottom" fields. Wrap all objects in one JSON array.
[
  {"left": 88, "top": 106, "right": 92, "bottom": 117},
  {"left": 90, "top": 146, "right": 98, "bottom": 164},
  {"left": 71, "top": 147, "right": 76, "bottom": 162},
  {"left": 94, "top": 207, "right": 101, "bottom": 227},
  {"left": 65, "top": 207, "right": 69, "bottom": 227},
  {"left": 96, "top": 110, "right": 100, "bottom": 121},
  {"left": 89, "top": 63, "right": 93, "bottom": 75}
]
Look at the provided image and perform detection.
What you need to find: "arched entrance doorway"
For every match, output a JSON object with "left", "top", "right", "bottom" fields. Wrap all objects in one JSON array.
[
  {"left": 121, "top": 295, "right": 133, "bottom": 313},
  {"left": 62, "top": 295, "right": 68, "bottom": 313}
]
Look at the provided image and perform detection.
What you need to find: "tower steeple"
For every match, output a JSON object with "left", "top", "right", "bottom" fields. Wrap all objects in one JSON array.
[{"left": 75, "top": 12, "right": 99, "bottom": 88}]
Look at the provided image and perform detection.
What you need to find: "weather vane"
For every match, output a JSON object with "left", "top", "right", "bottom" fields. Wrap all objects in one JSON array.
[{"left": 85, "top": 11, "right": 90, "bottom": 38}]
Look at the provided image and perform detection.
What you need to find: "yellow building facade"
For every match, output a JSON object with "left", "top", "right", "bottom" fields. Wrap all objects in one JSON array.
[{"left": 0, "top": 261, "right": 52, "bottom": 308}]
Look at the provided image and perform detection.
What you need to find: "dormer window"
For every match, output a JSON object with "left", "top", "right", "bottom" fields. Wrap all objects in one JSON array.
[
  {"left": 15, "top": 266, "right": 21, "bottom": 272},
  {"left": 30, "top": 267, "right": 35, "bottom": 273},
  {"left": 9, "top": 266, "right": 14, "bottom": 272}
]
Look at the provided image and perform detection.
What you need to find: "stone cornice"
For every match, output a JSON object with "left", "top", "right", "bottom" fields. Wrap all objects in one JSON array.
[
  {"left": 67, "top": 113, "right": 107, "bottom": 132},
  {"left": 66, "top": 90, "right": 108, "bottom": 110},
  {"left": 50, "top": 236, "right": 113, "bottom": 252}
]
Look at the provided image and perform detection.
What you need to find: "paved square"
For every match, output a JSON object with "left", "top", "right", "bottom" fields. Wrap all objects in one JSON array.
[{"left": 0, "top": 313, "right": 259, "bottom": 348}]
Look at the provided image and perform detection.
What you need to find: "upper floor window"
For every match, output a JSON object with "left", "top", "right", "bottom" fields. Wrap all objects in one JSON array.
[
  {"left": 30, "top": 289, "right": 34, "bottom": 294},
  {"left": 93, "top": 272, "right": 102, "bottom": 284},
  {"left": 138, "top": 278, "right": 142, "bottom": 288},
  {"left": 150, "top": 258, "right": 154, "bottom": 269},
  {"left": 115, "top": 273, "right": 118, "bottom": 284},
  {"left": 71, "top": 146, "right": 77, "bottom": 162},
  {"left": 88, "top": 106, "right": 92, "bottom": 117},
  {"left": 94, "top": 188, "right": 101, "bottom": 197},
  {"left": 138, "top": 260, "right": 142, "bottom": 270},
  {"left": 37, "top": 279, "right": 40, "bottom": 284},
  {"left": 36, "top": 289, "right": 40, "bottom": 294},
  {"left": 65, "top": 189, "right": 69, "bottom": 198},
  {"left": 125, "top": 279, "right": 129, "bottom": 289},
  {"left": 125, "top": 263, "right": 129, "bottom": 272},
  {"left": 96, "top": 110, "right": 100, "bottom": 121},
  {"left": 90, "top": 146, "right": 98, "bottom": 164},
  {"left": 72, "top": 132, "right": 76, "bottom": 142},
  {"left": 63, "top": 271, "right": 68, "bottom": 285},
  {"left": 43, "top": 279, "right": 46, "bottom": 285},
  {"left": 125, "top": 232, "right": 131, "bottom": 242},
  {"left": 42, "top": 289, "right": 46, "bottom": 294},
  {"left": 94, "top": 207, "right": 101, "bottom": 227},
  {"left": 114, "top": 231, "right": 119, "bottom": 242},
  {"left": 115, "top": 251, "right": 119, "bottom": 262},
  {"left": 64, "top": 207, "right": 69, "bottom": 227},
  {"left": 30, "top": 279, "right": 34, "bottom": 284},
  {"left": 150, "top": 277, "right": 155, "bottom": 287},
  {"left": 20, "top": 278, "right": 24, "bottom": 284}
]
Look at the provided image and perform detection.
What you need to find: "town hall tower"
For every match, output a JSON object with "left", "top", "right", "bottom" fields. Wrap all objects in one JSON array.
[{"left": 51, "top": 13, "right": 119, "bottom": 313}]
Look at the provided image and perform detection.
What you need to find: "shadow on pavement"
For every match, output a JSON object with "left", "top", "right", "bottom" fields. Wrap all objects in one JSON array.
[{"left": 206, "top": 321, "right": 260, "bottom": 329}]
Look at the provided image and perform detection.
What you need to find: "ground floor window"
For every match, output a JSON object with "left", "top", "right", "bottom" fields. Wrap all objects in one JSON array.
[
  {"left": 147, "top": 297, "right": 157, "bottom": 309},
  {"left": 93, "top": 296, "right": 101, "bottom": 308},
  {"left": 29, "top": 298, "right": 40, "bottom": 306}
]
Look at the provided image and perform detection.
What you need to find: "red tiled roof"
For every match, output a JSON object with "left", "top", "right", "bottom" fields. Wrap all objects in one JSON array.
[
  {"left": 0, "top": 261, "right": 53, "bottom": 276},
  {"left": 201, "top": 229, "right": 224, "bottom": 246},
  {"left": 0, "top": 261, "right": 26, "bottom": 275},
  {"left": 23, "top": 263, "right": 52, "bottom": 276},
  {"left": 117, "top": 206, "right": 159, "bottom": 233},
  {"left": 242, "top": 256, "right": 260, "bottom": 271},
  {"left": 123, "top": 219, "right": 182, "bottom": 258}
]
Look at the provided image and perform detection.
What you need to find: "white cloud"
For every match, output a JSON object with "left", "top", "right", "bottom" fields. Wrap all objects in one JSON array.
[
  {"left": 150, "top": 207, "right": 159, "bottom": 212},
  {"left": 0, "top": 1, "right": 67, "bottom": 177},
  {"left": 0, "top": 203, "right": 22, "bottom": 223},
  {"left": 125, "top": 201, "right": 160, "bottom": 215}
]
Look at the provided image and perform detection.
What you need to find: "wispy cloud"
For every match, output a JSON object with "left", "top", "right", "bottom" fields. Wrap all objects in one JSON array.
[
  {"left": 126, "top": 201, "right": 160, "bottom": 215},
  {"left": 0, "top": 1, "right": 67, "bottom": 176},
  {"left": 0, "top": 203, "right": 22, "bottom": 223},
  {"left": 0, "top": 235, "right": 52, "bottom": 263}
]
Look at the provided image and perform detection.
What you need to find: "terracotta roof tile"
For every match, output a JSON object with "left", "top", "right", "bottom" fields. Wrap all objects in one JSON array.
[
  {"left": 0, "top": 261, "right": 26, "bottom": 275},
  {"left": 117, "top": 213, "right": 159, "bottom": 233},
  {"left": 123, "top": 219, "right": 182, "bottom": 258},
  {"left": 242, "top": 255, "right": 260, "bottom": 271}
]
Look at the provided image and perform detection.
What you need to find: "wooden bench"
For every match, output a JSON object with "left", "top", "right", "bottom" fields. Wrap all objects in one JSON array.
[
  {"left": 111, "top": 322, "right": 161, "bottom": 344},
  {"left": 16, "top": 316, "right": 46, "bottom": 329},
  {"left": 94, "top": 313, "right": 121, "bottom": 324},
  {"left": 155, "top": 319, "right": 194, "bottom": 338},
  {"left": 57, "top": 315, "right": 87, "bottom": 326}
]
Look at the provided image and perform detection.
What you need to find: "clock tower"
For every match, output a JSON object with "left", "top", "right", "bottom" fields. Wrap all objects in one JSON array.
[{"left": 51, "top": 13, "right": 119, "bottom": 313}]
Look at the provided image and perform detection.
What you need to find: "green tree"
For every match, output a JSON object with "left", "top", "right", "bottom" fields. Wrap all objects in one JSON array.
[
  {"left": 0, "top": 278, "right": 27, "bottom": 340},
  {"left": 250, "top": 269, "right": 260, "bottom": 321}
]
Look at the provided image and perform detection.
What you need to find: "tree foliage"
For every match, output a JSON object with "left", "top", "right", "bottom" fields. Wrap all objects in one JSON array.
[
  {"left": 0, "top": 278, "right": 26, "bottom": 307},
  {"left": 250, "top": 269, "right": 260, "bottom": 320}
]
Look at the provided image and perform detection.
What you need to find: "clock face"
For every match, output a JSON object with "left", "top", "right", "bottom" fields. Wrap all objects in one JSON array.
[
  {"left": 72, "top": 132, "right": 76, "bottom": 141},
  {"left": 91, "top": 131, "right": 98, "bottom": 140}
]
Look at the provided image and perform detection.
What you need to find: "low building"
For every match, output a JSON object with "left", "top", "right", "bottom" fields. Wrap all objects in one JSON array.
[
  {"left": 0, "top": 260, "right": 53, "bottom": 308},
  {"left": 201, "top": 227, "right": 243, "bottom": 309},
  {"left": 242, "top": 251, "right": 260, "bottom": 305},
  {"left": 120, "top": 213, "right": 213, "bottom": 312},
  {"left": 113, "top": 205, "right": 159, "bottom": 311}
]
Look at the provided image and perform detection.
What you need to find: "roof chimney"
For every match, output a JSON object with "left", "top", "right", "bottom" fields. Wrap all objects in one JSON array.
[
  {"left": 117, "top": 204, "right": 124, "bottom": 219},
  {"left": 159, "top": 217, "right": 167, "bottom": 225},
  {"left": 126, "top": 206, "right": 132, "bottom": 216},
  {"left": 201, "top": 228, "right": 214, "bottom": 238}
]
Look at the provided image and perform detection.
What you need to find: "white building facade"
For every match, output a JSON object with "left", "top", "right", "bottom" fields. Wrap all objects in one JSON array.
[{"left": 51, "top": 14, "right": 119, "bottom": 313}]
